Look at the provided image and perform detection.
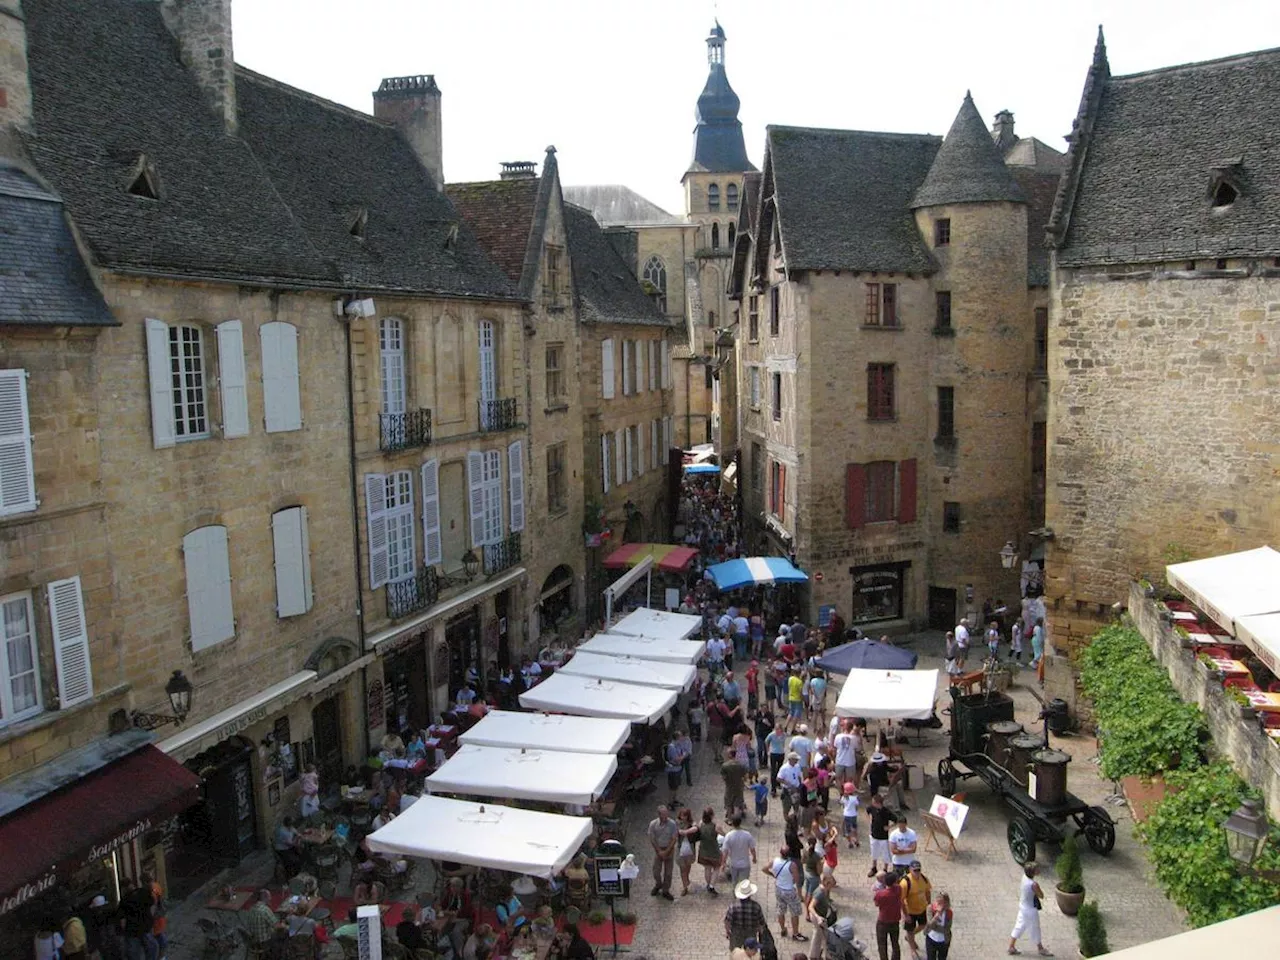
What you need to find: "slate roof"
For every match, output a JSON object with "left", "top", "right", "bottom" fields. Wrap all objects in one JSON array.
[
  {"left": 0, "top": 165, "right": 116, "bottom": 326},
  {"left": 1004, "top": 138, "right": 1067, "bottom": 173},
  {"left": 1055, "top": 44, "right": 1280, "bottom": 264},
  {"left": 563, "top": 204, "right": 669, "bottom": 326},
  {"left": 766, "top": 126, "right": 940, "bottom": 274},
  {"left": 236, "top": 70, "right": 517, "bottom": 299},
  {"left": 913, "top": 94, "right": 1026, "bottom": 208},
  {"left": 688, "top": 30, "right": 755, "bottom": 174},
  {"left": 1011, "top": 169, "right": 1061, "bottom": 286},
  {"left": 562, "top": 186, "right": 685, "bottom": 227},
  {"left": 21, "top": 0, "right": 518, "bottom": 300},
  {"left": 445, "top": 179, "right": 540, "bottom": 284}
]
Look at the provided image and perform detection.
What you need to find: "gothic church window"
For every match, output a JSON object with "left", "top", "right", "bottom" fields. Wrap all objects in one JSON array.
[
  {"left": 708, "top": 183, "right": 720, "bottom": 210},
  {"left": 642, "top": 256, "right": 667, "bottom": 313},
  {"left": 711, "top": 223, "right": 720, "bottom": 249},
  {"left": 727, "top": 183, "right": 739, "bottom": 210}
]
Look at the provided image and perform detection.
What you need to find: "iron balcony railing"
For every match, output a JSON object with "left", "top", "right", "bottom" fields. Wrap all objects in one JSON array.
[
  {"left": 386, "top": 566, "right": 440, "bottom": 620},
  {"left": 478, "top": 397, "right": 518, "bottom": 433},
  {"left": 483, "top": 534, "right": 522, "bottom": 577},
  {"left": 379, "top": 408, "right": 432, "bottom": 452}
]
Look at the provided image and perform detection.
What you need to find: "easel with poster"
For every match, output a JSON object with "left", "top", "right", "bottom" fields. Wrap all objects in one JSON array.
[{"left": 923, "top": 794, "right": 969, "bottom": 859}]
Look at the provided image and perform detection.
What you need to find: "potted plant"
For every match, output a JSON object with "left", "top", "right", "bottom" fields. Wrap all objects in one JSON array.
[
  {"left": 1076, "top": 900, "right": 1110, "bottom": 957},
  {"left": 1225, "top": 685, "right": 1256, "bottom": 719},
  {"left": 585, "top": 908, "right": 607, "bottom": 926},
  {"left": 1054, "top": 833, "right": 1085, "bottom": 916}
]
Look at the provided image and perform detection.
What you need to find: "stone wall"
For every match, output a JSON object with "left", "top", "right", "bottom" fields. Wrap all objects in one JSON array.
[
  {"left": 0, "top": 0, "right": 32, "bottom": 131},
  {"left": 1045, "top": 268, "right": 1280, "bottom": 653},
  {"left": 1128, "top": 582, "right": 1280, "bottom": 820}
]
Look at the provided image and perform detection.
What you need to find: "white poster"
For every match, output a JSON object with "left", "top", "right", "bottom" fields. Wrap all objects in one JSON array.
[
  {"left": 666, "top": 587, "right": 680, "bottom": 611},
  {"left": 929, "top": 794, "right": 970, "bottom": 838}
]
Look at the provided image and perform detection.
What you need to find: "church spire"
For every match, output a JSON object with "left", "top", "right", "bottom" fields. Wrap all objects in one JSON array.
[{"left": 688, "top": 21, "right": 755, "bottom": 174}]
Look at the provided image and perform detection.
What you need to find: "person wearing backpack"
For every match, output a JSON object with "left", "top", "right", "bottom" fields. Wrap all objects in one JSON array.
[{"left": 899, "top": 861, "right": 932, "bottom": 958}]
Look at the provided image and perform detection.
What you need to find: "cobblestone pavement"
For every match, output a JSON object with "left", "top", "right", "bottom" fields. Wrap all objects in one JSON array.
[
  {"left": 163, "top": 632, "right": 1186, "bottom": 960},
  {"left": 622, "top": 635, "right": 1186, "bottom": 959}
]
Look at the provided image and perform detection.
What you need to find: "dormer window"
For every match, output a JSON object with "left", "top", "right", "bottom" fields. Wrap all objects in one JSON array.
[
  {"left": 1208, "top": 158, "right": 1242, "bottom": 210},
  {"left": 349, "top": 207, "right": 368, "bottom": 239},
  {"left": 127, "top": 155, "right": 160, "bottom": 200},
  {"left": 444, "top": 223, "right": 459, "bottom": 251},
  {"left": 1212, "top": 181, "right": 1238, "bottom": 208}
]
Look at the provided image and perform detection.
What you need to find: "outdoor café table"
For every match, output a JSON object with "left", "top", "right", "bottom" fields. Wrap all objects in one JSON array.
[
  {"left": 1206, "top": 656, "right": 1250, "bottom": 676},
  {"left": 278, "top": 894, "right": 320, "bottom": 917},
  {"left": 1245, "top": 690, "right": 1280, "bottom": 714},
  {"left": 1187, "top": 632, "right": 1241, "bottom": 646},
  {"left": 205, "top": 890, "right": 253, "bottom": 911},
  {"left": 1170, "top": 610, "right": 1200, "bottom": 622},
  {"left": 297, "top": 827, "right": 332, "bottom": 846}
]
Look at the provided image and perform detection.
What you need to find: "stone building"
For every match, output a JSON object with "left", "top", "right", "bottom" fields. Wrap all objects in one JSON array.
[
  {"left": 564, "top": 203, "right": 676, "bottom": 620},
  {"left": 0, "top": 0, "right": 561, "bottom": 927},
  {"left": 728, "top": 94, "right": 1061, "bottom": 631},
  {"left": 1043, "top": 32, "right": 1280, "bottom": 652},
  {"left": 447, "top": 151, "right": 587, "bottom": 651}
]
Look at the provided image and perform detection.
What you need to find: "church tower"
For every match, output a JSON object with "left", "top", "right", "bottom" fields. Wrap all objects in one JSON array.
[{"left": 681, "top": 22, "right": 755, "bottom": 454}]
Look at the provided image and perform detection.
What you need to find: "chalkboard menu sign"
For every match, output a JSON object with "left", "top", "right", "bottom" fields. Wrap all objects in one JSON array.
[{"left": 593, "top": 838, "right": 627, "bottom": 898}]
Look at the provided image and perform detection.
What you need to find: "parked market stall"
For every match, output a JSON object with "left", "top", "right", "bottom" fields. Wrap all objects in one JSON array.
[{"left": 458, "top": 710, "right": 632, "bottom": 754}]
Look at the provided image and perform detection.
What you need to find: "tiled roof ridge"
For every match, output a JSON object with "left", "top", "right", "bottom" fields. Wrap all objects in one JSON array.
[
  {"left": 911, "top": 92, "right": 1026, "bottom": 208},
  {"left": 1046, "top": 26, "right": 1110, "bottom": 248},
  {"left": 1110, "top": 44, "right": 1280, "bottom": 83},
  {"left": 768, "top": 124, "right": 939, "bottom": 143},
  {"left": 235, "top": 66, "right": 398, "bottom": 133}
]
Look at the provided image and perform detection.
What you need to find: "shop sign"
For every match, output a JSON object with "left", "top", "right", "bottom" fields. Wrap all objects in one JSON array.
[
  {"left": 214, "top": 703, "right": 272, "bottom": 744},
  {"left": 381, "top": 628, "right": 430, "bottom": 659},
  {"left": 86, "top": 817, "right": 153, "bottom": 862},
  {"left": 1, "top": 868, "right": 57, "bottom": 917},
  {"left": 846, "top": 540, "right": 925, "bottom": 568}
]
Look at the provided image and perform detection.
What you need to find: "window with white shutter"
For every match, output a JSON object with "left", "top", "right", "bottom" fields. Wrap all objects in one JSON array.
[
  {"left": 385, "top": 471, "right": 416, "bottom": 583},
  {"left": 365, "top": 473, "right": 390, "bottom": 588},
  {"left": 421, "top": 459, "right": 442, "bottom": 566},
  {"left": 380, "top": 318, "right": 406, "bottom": 415},
  {"left": 601, "top": 339, "right": 616, "bottom": 400},
  {"left": 483, "top": 450, "right": 503, "bottom": 544},
  {"left": 638, "top": 342, "right": 647, "bottom": 393},
  {"left": 261, "top": 322, "right": 302, "bottom": 433},
  {"left": 0, "top": 592, "right": 41, "bottom": 724},
  {"left": 0, "top": 370, "right": 37, "bottom": 516},
  {"left": 467, "top": 452, "right": 486, "bottom": 547},
  {"left": 271, "top": 507, "right": 313, "bottom": 617},
  {"left": 601, "top": 434, "right": 611, "bottom": 493},
  {"left": 614, "top": 429, "right": 624, "bottom": 487},
  {"left": 144, "top": 319, "right": 176, "bottom": 449},
  {"left": 507, "top": 440, "right": 525, "bottom": 533},
  {"left": 624, "top": 427, "right": 634, "bottom": 483},
  {"left": 622, "top": 340, "right": 633, "bottom": 396},
  {"left": 48, "top": 577, "right": 93, "bottom": 707},
  {"left": 636, "top": 425, "right": 645, "bottom": 476},
  {"left": 661, "top": 338, "right": 671, "bottom": 389},
  {"left": 663, "top": 417, "right": 672, "bottom": 463},
  {"left": 183, "top": 525, "right": 235, "bottom": 651},
  {"left": 651, "top": 419, "right": 659, "bottom": 470},
  {"left": 649, "top": 341, "right": 658, "bottom": 391},
  {"left": 169, "top": 325, "right": 210, "bottom": 440},
  {"left": 215, "top": 321, "right": 249, "bottom": 438}
]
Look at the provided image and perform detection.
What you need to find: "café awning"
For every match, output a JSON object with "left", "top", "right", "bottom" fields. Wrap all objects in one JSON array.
[
  {"left": 0, "top": 745, "right": 200, "bottom": 908},
  {"left": 1166, "top": 546, "right": 1280, "bottom": 671},
  {"left": 1100, "top": 905, "right": 1280, "bottom": 960},
  {"left": 577, "top": 631, "right": 705, "bottom": 664},
  {"left": 834, "top": 669, "right": 939, "bottom": 721},
  {"left": 608, "top": 607, "right": 702, "bottom": 642},
  {"left": 683, "top": 463, "right": 720, "bottom": 474},
  {"left": 458, "top": 711, "right": 632, "bottom": 755},
  {"left": 706, "top": 556, "right": 809, "bottom": 591},
  {"left": 518, "top": 672, "right": 677, "bottom": 724},
  {"left": 558, "top": 651, "right": 696, "bottom": 691},
  {"left": 366, "top": 795, "right": 591, "bottom": 878},
  {"left": 425, "top": 744, "right": 617, "bottom": 806},
  {"left": 603, "top": 543, "right": 699, "bottom": 573}
]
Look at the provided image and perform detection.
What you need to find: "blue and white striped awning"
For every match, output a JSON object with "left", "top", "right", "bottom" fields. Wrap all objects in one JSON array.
[
  {"left": 706, "top": 557, "right": 809, "bottom": 591},
  {"left": 682, "top": 463, "right": 721, "bottom": 474}
]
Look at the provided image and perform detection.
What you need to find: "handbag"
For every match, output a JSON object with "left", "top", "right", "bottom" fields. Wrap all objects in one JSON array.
[
  {"left": 679, "top": 837, "right": 693, "bottom": 858},
  {"left": 1033, "top": 896, "right": 1042, "bottom": 911}
]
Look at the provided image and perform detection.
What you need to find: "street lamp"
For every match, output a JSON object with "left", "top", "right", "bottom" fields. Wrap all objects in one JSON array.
[
  {"left": 1222, "top": 798, "right": 1280, "bottom": 882},
  {"left": 461, "top": 548, "right": 480, "bottom": 580},
  {"left": 131, "top": 670, "right": 194, "bottom": 730},
  {"left": 999, "top": 541, "right": 1018, "bottom": 570}
]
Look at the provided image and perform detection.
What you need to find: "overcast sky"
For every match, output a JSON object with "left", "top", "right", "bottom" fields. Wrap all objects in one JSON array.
[{"left": 233, "top": 0, "right": 1280, "bottom": 216}]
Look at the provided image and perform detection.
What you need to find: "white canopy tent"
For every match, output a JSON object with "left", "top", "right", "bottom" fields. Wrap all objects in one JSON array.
[
  {"left": 425, "top": 744, "right": 617, "bottom": 806},
  {"left": 558, "top": 651, "right": 696, "bottom": 691},
  {"left": 458, "top": 710, "right": 631, "bottom": 755},
  {"left": 577, "top": 632, "right": 705, "bottom": 665},
  {"left": 834, "top": 669, "right": 939, "bottom": 721},
  {"left": 365, "top": 794, "right": 591, "bottom": 878},
  {"left": 609, "top": 607, "right": 702, "bottom": 642},
  {"left": 519, "top": 672, "right": 677, "bottom": 724},
  {"left": 1100, "top": 905, "right": 1280, "bottom": 960},
  {"left": 1167, "top": 546, "right": 1280, "bottom": 671}
]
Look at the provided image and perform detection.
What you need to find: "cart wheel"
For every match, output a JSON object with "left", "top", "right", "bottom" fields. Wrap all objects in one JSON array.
[
  {"left": 1082, "top": 806, "right": 1116, "bottom": 855},
  {"left": 937, "top": 757, "right": 958, "bottom": 796},
  {"left": 1007, "top": 816, "right": 1036, "bottom": 865}
]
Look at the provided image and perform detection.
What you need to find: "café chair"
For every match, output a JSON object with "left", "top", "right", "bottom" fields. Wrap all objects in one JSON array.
[
  {"left": 312, "top": 845, "right": 342, "bottom": 883},
  {"left": 285, "top": 936, "right": 316, "bottom": 960},
  {"left": 1224, "top": 676, "right": 1259, "bottom": 692},
  {"left": 318, "top": 880, "right": 337, "bottom": 901},
  {"left": 237, "top": 929, "right": 273, "bottom": 960},
  {"left": 196, "top": 917, "right": 238, "bottom": 959},
  {"left": 289, "top": 877, "right": 308, "bottom": 896}
]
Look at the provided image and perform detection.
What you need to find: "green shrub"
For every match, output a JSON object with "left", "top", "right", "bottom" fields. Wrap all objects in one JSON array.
[
  {"left": 1079, "top": 624, "right": 1206, "bottom": 780},
  {"left": 1137, "top": 762, "right": 1280, "bottom": 927},
  {"left": 1055, "top": 833, "right": 1084, "bottom": 894},
  {"left": 1076, "top": 901, "right": 1110, "bottom": 957}
]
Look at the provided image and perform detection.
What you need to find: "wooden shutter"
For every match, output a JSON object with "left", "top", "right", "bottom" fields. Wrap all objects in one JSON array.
[
  {"left": 636, "top": 426, "right": 645, "bottom": 475},
  {"left": 260, "top": 322, "right": 301, "bottom": 433},
  {"left": 614, "top": 429, "right": 624, "bottom": 485},
  {"left": 638, "top": 341, "right": 647, "bottom": 393},
  {"left": 421, "top": 459, "right": 442, "bottom": 565},
  {"left": 467, "top": 451, "right": 486, "bottom": 547},
  {"left": 624, "top": 428, "right": 633, "bottom": 483},
  {"left": 600, "top": 434, "right": 610, "bottom": 493},
  {"left": 898, "top": 458, "right": 918, "bottom": 523},
  {"left": 622, "top": 341, "right": 632, "bottom": 395},
  {"left": 649, "top": 341, "right": 658, "bottom": 391},
  {"left": 661, "top": 338, "right": 670, "bottom": 388},
  {"left": 365, "top": 473, "right": 390, "bottom": 588},
  {"left": 215, "top": 320, "right": 250, "bottom": 438},
  {"left": 0, "top": 369, "right": 37, "bottom": 515},
  {"left": 184, "top": 525, "right": 235, "bottom": 650},
  {"left": 601, "top": 339, "right": 615, "bottom": 399},
  {"left": 272, "top": 506, "right": 313, "bottom": 617},
  {"left": 145, "top": 318, "right": 176, "bottom": 449},
  {"left": 846, "top": 463, "right": 866, "bottom": 529},
  {"left": 48, "top": 576, "right": 92, "bottom": 706},
  {"left": 508, "top": 440, "right": 525, "bottom": 532},
  {"left": 651, "top": 420, "right": 659, "bottom": 470}
]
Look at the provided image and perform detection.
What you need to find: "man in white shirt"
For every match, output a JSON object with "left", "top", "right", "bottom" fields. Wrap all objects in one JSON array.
[
  {"left": 787, "top": 725, "right": 814, "bottom": 771},
  {"left": 719, "top": 814, "right": 758, "bottom": 885},
  {"left": 888, "top": 815, "right": 918, "bottom": 877},
  {"left": 776, "top": 753, "right": 803, "bottom": 816},
  {"left": 954, "top": 618, "right": 970, "bottom": 669},
  {"left": 707, "top": 635, "right": 728, "bottom": 677}
]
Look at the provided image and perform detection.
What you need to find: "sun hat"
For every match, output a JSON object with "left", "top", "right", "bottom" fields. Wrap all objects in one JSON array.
[
  {"left": 870, "top": 752, "right": 886, "bottom": 763},
  {"left": 797, "top": 724, "right": 808, "bottom": 733},
  {"left": 735, "top": 879, "right": 759, "bottom": 899},
  {"left": 787, "top": 751, "right": 800, "bottom": 761},
  {"left": 89, "top": 895, "right": 107, "bottom": 908}
]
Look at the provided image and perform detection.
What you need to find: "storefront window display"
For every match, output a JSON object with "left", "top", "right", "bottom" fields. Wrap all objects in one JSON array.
[{"left": 850, "top": 563, "right": 908, "bottom": 624}]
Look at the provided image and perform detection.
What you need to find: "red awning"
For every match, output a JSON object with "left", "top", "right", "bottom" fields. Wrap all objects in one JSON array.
[
  {"left": 602, "top": 543, "right": 699, "bottom": 573},
  {"left": 0, "top": 745, "right": 201, "bottom": 907}
]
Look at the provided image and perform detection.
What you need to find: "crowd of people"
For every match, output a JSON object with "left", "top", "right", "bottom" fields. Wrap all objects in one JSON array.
[{"left": 31, "top": 873, "right": 167, "bottom": 960}]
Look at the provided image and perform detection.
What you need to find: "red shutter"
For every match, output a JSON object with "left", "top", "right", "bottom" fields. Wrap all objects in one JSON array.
[
  {"left": 898, "top": 458, "right": 918, "bottom": 523},
  {"left": 846, "top": 463, "right": 866, "bottom": 529},
  {"left": 779, "top": 464, "right": 787, "bottom": 522}
]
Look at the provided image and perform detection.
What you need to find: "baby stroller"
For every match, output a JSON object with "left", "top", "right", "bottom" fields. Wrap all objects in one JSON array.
[{"left": 826, "top": 917, "right": 870, "bottom": 960}]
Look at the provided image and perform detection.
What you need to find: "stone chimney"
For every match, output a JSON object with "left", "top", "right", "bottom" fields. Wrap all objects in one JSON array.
[
  {"left": 160, "top": 0, "right": 237, "bottom": 133},
  {"left": 992, "top": 109, "right": 1016, "bottom": 152},
  {"left": 373, "top": 75, "right": 443, "bottom": 190},
  {"left": 0, "top": 1, "right": 32, "bottom": 134},
  {"left": 499, "top": 161, "right": 537, "bottom": 180}
]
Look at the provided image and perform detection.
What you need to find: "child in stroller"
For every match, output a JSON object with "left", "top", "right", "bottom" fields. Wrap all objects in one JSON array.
[{"left": 825, "top": 916, "right": 869, "bottom": 960}]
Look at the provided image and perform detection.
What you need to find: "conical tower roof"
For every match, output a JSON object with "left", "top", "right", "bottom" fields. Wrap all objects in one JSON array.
[{"left": 912, "top": 93, "right": 1025, "bottom": 208}]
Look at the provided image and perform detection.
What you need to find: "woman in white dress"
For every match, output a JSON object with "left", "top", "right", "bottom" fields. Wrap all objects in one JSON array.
[{"left": 1007, "top": 862, "right": 1052, "bottom": 956}]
